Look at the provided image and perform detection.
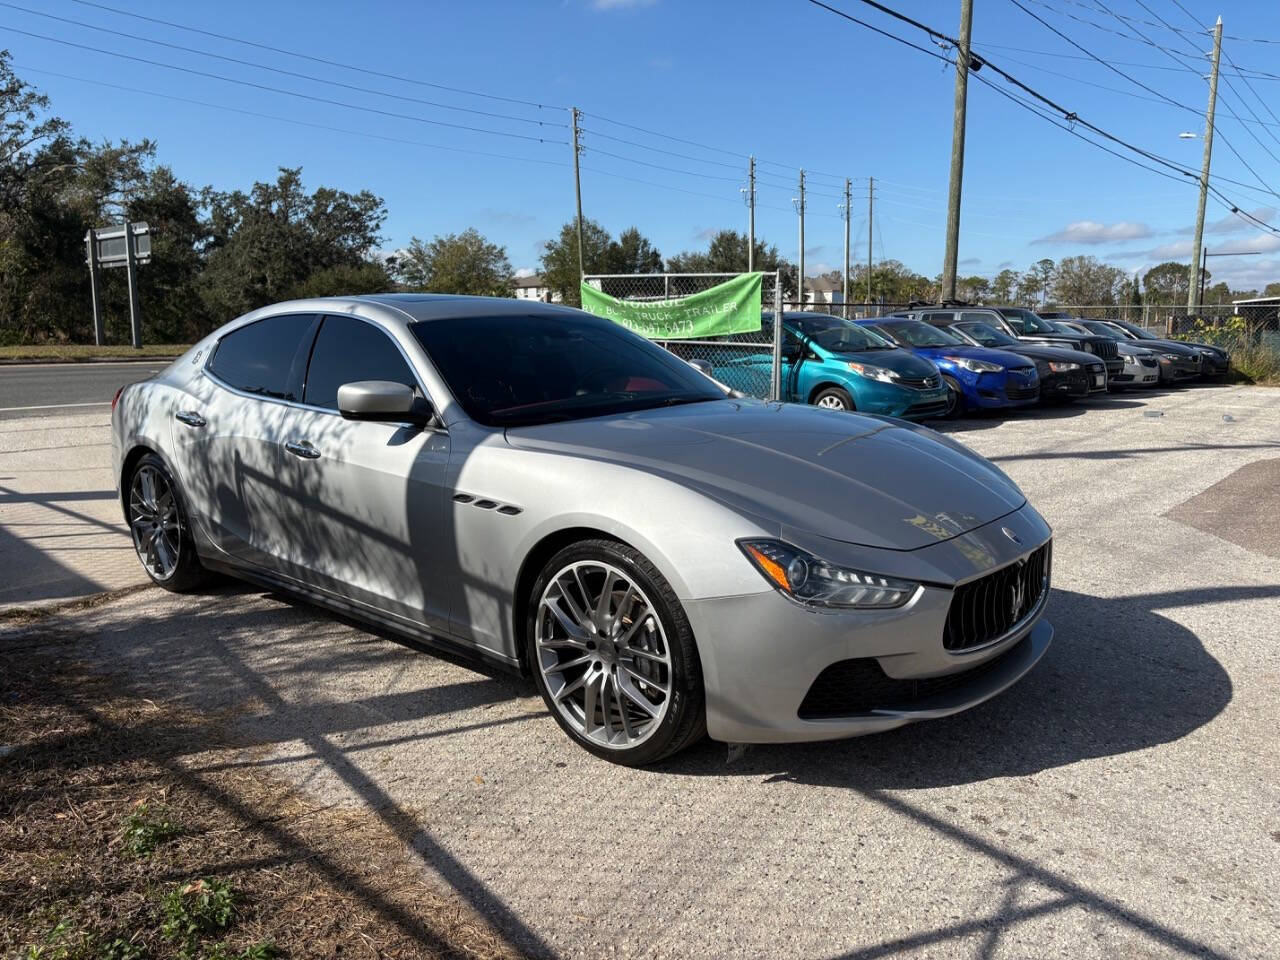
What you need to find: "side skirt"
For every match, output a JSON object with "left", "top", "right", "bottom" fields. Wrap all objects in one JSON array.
[{"left": 199, "top": 555, "right": 526, "bottom": 680}]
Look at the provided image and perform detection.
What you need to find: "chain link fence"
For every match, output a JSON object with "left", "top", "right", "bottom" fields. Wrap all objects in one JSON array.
[{"left": 581, "top": 272, "right": 783, "bottom": 400}]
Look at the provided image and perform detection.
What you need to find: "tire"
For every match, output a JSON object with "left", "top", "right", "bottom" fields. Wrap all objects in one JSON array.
[
  {"left": 942, "top": 375, "right": 964, "bottom": 419},
  {"left": 812, "top": 386, "right": 855, "bottom": 412},
  {"left": 526, "top": 538, "right": 705, "bottom": 766},
  {"left": 126, "top": 452, "right": 209, "bottom": 592}
]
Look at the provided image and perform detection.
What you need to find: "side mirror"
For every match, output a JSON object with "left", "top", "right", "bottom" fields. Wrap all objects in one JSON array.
[
  {"left": 337, "top": 380, "right": 432, "bottom": 424},
  {"left": 687, "top": 358, "right": 714, "bottom": 377}
]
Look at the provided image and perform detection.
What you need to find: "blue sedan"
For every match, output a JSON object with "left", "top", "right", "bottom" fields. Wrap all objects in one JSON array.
[{"left": 856, "top": 318, "right": 1040, "bottom": 418}]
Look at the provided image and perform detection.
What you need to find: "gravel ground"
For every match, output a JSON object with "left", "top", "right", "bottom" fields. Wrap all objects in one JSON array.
[{"left": 5, "top": 383, "right": 1279, "bottom": 959}]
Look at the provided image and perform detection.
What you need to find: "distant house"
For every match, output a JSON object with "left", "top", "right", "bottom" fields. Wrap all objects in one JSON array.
[
  {"left": 513, "top": 273, "right": 562, "bottom": 303},
  {"left": 797, "top": 274, "right": 845, "bottom": 310}
]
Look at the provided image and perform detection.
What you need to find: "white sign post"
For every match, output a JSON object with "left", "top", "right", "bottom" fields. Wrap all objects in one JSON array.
[{"left": 85, "top": 222, "right": 151, "bottom": 348}]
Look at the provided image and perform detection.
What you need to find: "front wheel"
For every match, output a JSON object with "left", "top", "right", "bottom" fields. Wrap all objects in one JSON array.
[
  {"left": 812, "top": 386, "right": 854, "bottom": 412},
  {"left": 527, "top": 539, "right": 705, "bottom": 766}
]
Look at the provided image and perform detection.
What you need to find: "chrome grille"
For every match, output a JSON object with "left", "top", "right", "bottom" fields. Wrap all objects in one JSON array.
[
  {"left": 1092, "top": 339, "right": 1118, "bottom": 360},
  {"left": 943, "top": 541, "right": 1051, "bottom": 651}
]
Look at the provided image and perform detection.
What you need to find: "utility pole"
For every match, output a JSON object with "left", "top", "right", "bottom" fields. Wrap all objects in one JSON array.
[
  {"left": 1187, "top": 16, "right": 1223, "bottom": 322},
  {"left": 941, "top": 0, "right": 974, "bottom": 302},
  {"left": 867, "top": 176, "right": 874, "bottom": 309},
  {"left": 794, "top": 169, "right": 806, "bottom": 307},
  {"left": 85, "top": 231, "right": 103, "bottom": 347},
  {"left": 571, "top": 106, "right": 585, "bottom": 284},
  {"left": 746, "top": 155, "right": 756, "bottom": 272},
  {"left": 123, "top": 221, "right": 142, "bottom": 349},
  {"left": 841, "top": 178, "right": 851, "bottom": 317}
]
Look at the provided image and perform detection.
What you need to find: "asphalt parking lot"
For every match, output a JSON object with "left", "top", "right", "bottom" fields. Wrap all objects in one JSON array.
[{"left": 3, "top": 383, "right": 1279, "bottom": 959}]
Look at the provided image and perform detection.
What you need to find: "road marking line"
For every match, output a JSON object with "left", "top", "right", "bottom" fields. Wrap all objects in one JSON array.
[{"left": 0, "top": 401, "right": 112, "bottom": 412}]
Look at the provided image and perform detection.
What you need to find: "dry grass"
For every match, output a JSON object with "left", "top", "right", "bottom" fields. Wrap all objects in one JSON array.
[
  {"left": 0, "top": 344, "right": 190, "bottom": 362},
  {"left": 0, "top": 629, "right": 528, "bottom": 960}
]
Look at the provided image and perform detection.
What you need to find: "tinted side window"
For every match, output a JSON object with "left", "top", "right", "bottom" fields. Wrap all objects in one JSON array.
[
  {"left": 963, "top": 311, "right": 1003, "bottom": 327},
  {"left": 209, "top": 314, "right": 315, "bottom": 400},
  {"left": 304, "top": 315, "right": 417, "bottom": 411}
]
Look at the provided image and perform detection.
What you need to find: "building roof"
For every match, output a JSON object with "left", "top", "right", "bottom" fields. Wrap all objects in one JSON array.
[{"left": 513, "top": 273, "right": 547, "bottom": 288}]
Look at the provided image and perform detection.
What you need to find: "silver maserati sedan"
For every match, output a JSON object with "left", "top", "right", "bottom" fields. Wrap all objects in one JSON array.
[{"left": 112, "top": 294, "right": 1054, "bottom": 765}]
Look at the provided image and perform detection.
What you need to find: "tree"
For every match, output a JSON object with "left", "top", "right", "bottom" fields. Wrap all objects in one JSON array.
[
  {"left": 396, "top": 227, "right": 513, "bottom": 297},
  {"left": 666, "top": 230, "right": 798, "bottom": 296},
  {"left": 959, "top": 275, "right": 990, "bottom": 302},
  {"left": 199, "top": 167, "right": 386, "bottom": 321},
  {"left": 1262, "top": 281, "right": 1280, "bottom": 298},
  {"left": 610, "top": 226, "right": 662, "bottom": 275},
  {"left": 1202, "top": 281, "right": 1232, "bottom": 306},
  {"left": 539, "top": 218, "right": 616, "bottom": 306},
  {"left": 990, "top": 269, "right": 1019, "bottom": 304},
  {"left": 1052, "top": 255, "right": 1126, "bottom": 305},
  {"left": 1143, "top": 261, "right": 1206, "bottom": 304}
]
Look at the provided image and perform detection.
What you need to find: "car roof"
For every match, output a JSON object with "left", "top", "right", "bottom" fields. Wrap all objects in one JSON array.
[{"left": 250, "top": 292, "right": 585, "bottom": 329}]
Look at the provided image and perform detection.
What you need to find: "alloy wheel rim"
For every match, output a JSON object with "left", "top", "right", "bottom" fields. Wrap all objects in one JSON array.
[
  {"left": 817, "top": 394, "right": 846, "bottom": 410},
  {"left": 129, "top": 465, "right": 181, "bottom": 580},
  {"left": 535, "top": 561, "right": 673, "bottom": 749}
]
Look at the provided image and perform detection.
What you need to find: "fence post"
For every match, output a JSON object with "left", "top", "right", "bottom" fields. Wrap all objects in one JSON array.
[{"left": 771, "top": 270, "right": 783, "bottom": 402}]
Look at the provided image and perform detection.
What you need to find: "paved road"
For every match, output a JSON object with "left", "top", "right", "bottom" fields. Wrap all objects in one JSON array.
[
  {"left": 0, "top": 360, "right": 167, "bottom": 420},
  {"left": 3, "top": 386, "right": 1279, "bottom": 958}
]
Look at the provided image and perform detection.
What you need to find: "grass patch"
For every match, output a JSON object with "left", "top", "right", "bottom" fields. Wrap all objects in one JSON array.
[
  {"left": 0, "top": 629, "right": 525, "bottom": 960},
  {"left": 0, "top": 344, "right": 190, "bottom": 362}
]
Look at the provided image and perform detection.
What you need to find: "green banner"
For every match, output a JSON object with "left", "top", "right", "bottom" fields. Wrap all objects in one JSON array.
[{"left": 580, "top": 273, "right": 763, "bottom": 340}]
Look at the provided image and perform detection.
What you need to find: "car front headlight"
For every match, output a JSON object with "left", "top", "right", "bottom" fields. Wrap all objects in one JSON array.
[
  {"left": 846, "top": 361, "right": 900, "bottom": 383},
  {"left": 1161, "top": 352, "right": 1181, "bottom": 360},
  {"left": 1047, "top": 361, "right": 1079, "bottom": 372},
  {"left": 739, "top": 540, "right": 918, "bottom": 609},
  {"left": 946, "top": 356, "right": 1003, "bottom": 373}
]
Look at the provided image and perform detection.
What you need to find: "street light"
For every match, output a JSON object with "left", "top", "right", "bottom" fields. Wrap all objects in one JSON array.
[{"left": 1197, "top": 247, "right": 1264, "bottom": 308}]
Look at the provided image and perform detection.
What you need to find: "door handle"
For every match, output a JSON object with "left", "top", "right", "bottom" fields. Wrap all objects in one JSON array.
[
  {"left": 284, "top": 439, "right": 321, "bottom": 460},
  {"left": 175, "top": 410, "right": 206, "bottom": 428}
]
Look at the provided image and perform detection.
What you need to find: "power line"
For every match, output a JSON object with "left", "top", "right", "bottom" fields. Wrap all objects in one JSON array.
[
  {"left": 808, "top": 0, "right": 1280, "bottom": 230},
  {"left": 1, "top": 23, "right": 570, "bottom": 144},
  {"left": 14, "top": 63, "right": 570, "bottom": 171},
  {"left": 62, "top": 0, "right": 566, "bottom": 110},
  {"left": 0, "top": 1, "right": 567, "bottom": 130}
]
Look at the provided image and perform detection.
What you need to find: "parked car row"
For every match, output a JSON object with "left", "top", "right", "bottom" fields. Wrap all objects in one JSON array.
[{"left": 711, "top": 305, "right": 1229, "bottom": 422}]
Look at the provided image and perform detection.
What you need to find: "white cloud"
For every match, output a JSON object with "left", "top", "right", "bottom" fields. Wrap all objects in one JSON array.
[
  {"left": 514, "top": 267, "right": 537, "bottom": 278},
  {"left": 1034, "top": 220, "right": 1154, "bottom": 245},
  {"left": 1146, "top": 239, "right": 1194, "bottom": 260},
  {"left": 959, "top": 256, "right": 982, "bottom": 266}
]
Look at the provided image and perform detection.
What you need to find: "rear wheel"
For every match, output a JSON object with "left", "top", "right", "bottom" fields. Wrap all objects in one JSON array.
[
  {"left": 127, "top": 453, "right": 208, "bottom": 592},
  {"left": 527, "top": 539, "right": 705, "bottom": 766},
  {"left": 813, "top": 386, "right": 854, "bottom": 412}
]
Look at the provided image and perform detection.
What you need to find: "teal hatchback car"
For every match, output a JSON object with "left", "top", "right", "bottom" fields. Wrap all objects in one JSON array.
[{"left": 716, "top": 312, "right": 949, "bottom": 420}]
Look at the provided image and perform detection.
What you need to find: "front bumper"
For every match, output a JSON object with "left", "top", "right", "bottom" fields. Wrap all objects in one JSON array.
[
  {"left": 965, "top": 370, "right": 1040, "bottom": 409},
  {"left": 687, "top": 506, "right": 1054, "bottom": 743},
  {"left": 1157, "top": 356, "right": 1201, "bottom": 382},
  {"left": 1198, "top": 354, "right": 1230, "bottom": 378},
  {"left": 856, "top": 381, "right": 950, "bottom": 420},
  {"left": 1039, "top": 368, "right": 1090, "bottom": 400},
  {"left": 1111, "top": 357, "right": 1160, "bottom": 387}
]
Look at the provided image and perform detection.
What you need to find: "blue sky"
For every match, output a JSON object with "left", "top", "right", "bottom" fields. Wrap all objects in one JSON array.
[{"left": 4, "top": 0, "right": 1280, "bottom": 292}]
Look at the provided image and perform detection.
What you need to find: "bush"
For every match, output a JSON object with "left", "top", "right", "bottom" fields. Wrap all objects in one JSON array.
[{"left": 1178, "top": 316, "right": 1280, "bottom": 385}]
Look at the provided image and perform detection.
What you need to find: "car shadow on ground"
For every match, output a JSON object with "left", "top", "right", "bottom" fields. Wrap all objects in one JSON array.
[{"left": 660, "top": 584, "right": 1256, "bottom": 789}]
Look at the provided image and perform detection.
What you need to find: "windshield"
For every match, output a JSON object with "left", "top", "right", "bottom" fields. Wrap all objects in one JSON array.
[
  {"left": 1111, "top": 319, "right": 1156, "bottom": 340},
  {"left": 879, "top": 319, "right": 962, "bottom": 348},
  {"left": 410, "top": 313, "right": 725, "bottom": 427},
  {"left": 1001, "top": 307, "right": 1059, "bottom": 335},
  {"left": 1082, "top": 320, "right": 1122, "bottom": 338},
  {"left": 955, "top": 322, "right": 1019, "bottom": 348},
  {"left": 791, "top": 315, "right": 896, "bottom": 352}
]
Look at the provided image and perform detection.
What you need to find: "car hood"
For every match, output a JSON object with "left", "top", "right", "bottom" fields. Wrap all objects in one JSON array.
[
  {"left": 914, "top": 345, "right": 1035, "bottom": 369},
  {"left": 504, "top": 400, "right": 1025, "bottom": 551},
  {"left": 1001, "top": 343, "right": 1098, "bottom": 365},
  {"left": 821, "top": 346, "right": 938, "bottom": 378},
  {"left": 1134, "top": 338, "right": 1200, "bottom": 356}
]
